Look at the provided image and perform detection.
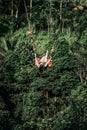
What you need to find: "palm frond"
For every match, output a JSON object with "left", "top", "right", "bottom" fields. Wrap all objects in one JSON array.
[{"left": 0, "top": 37, "right": 8, "bottom": 51}]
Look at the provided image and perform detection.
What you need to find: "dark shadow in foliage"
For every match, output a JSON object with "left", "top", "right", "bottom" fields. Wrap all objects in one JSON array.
[
  {"left": 0, "top": 85, "right": 15, "bottom": 130},
  {"left": 0, "top": 23, "right": 10, "bottom": 36}
]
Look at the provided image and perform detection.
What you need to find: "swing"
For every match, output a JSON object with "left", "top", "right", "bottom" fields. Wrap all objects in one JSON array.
[
  {"left": 31, "top": 38, "right": 56, "bottom": 68},
  {"left": 23, "top": 0, "right": 56, "bottom": 68}
]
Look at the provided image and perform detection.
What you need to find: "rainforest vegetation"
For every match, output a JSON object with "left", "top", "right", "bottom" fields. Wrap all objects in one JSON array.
[{"left": 0, "top": 0, "right": 87, "bottom": 130}]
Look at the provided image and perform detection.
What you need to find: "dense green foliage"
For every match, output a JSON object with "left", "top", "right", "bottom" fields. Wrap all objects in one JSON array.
[{"left": 0, "top": 0, "right": 87, "bottom": 130}]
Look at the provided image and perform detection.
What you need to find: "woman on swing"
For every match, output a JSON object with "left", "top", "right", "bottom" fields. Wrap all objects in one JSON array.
[
  {"left": 35, "top": 50, "right": 53, "bottom": 68},
  {"left": 31, "top": 37, "right": 54, "bottom": 69}
]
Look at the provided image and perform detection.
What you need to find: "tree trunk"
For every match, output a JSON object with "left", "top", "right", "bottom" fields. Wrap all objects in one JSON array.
[
  {"left": 24, "top": 0, "right": 30, "bottom": 30},
  {"left": 30, "top": 0, "right": 32, "bottom": 20},
  {"left": 59, "top": 0, "right": 64, "bottom": 32},
  {"left": 11, "top": 0, "right": 13, "bottom": 16}
]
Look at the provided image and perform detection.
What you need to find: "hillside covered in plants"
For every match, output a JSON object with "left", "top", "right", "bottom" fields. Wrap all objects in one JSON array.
[{"left": 0, "top": 0, "right": 87, "bottom": 130}]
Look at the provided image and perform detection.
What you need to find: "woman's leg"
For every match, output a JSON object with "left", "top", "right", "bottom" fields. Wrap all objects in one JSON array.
[
  {"left": 40, "top": 50, "right": 48, "bottom": 62},
  {"left": 44, "top": 50, "right": 48, "bottom": 62}
]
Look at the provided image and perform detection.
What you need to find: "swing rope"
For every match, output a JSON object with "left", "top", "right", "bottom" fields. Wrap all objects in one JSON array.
[
  {"left": 30, "top": 38, "right": 37, "bottom": 57},
  {"left": 31, "top": 37, "right": 56, "bottom": 59},
  {"left": 50, "top": 40, "right": 57, "bottom": 57}
]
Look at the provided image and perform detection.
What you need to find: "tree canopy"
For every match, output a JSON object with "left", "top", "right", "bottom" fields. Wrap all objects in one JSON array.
[{"left": 0, "top": 0, "right": 87, "bottom": 130}]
